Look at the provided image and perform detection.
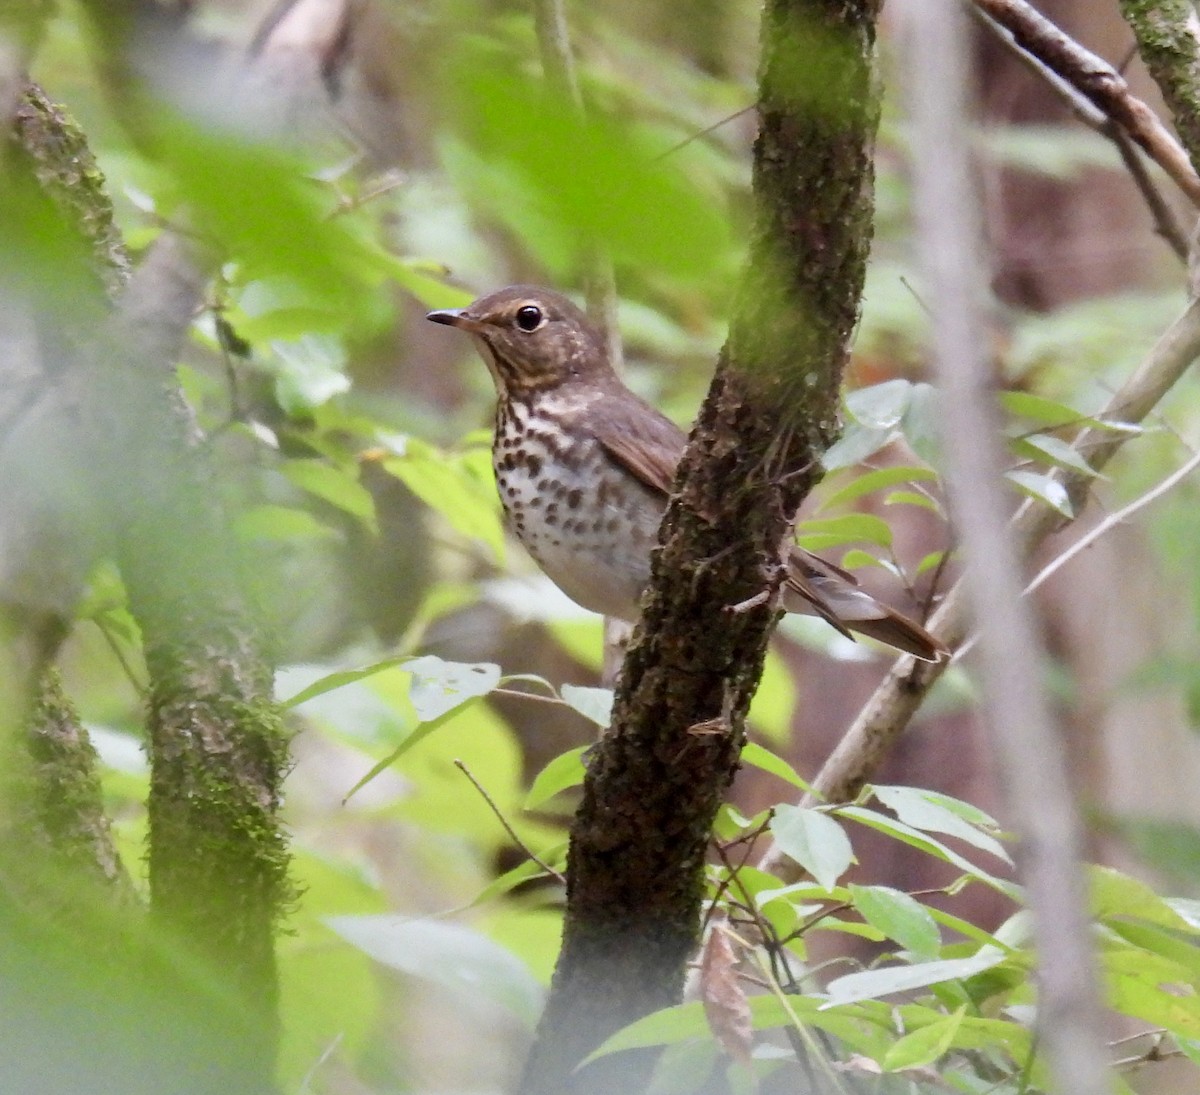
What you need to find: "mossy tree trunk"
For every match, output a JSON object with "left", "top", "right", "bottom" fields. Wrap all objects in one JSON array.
[{"left": 519, "top": 2, "right": 882, "bottom": 1092}]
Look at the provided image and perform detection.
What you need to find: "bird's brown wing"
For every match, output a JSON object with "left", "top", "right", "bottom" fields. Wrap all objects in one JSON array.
[
  {"left": 588, "top": 391, "right": 946, "bottom": 662},
  {"left": 587, "top": 392, "right": 686, "bottom": 498}
]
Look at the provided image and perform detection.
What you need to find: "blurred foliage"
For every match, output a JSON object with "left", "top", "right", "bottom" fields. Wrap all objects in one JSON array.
[{"left": 6, "top": 0, "right": 1200, "bottom": 1091}]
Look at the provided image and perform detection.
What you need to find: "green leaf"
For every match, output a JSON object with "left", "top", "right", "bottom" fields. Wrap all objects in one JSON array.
[
  {"left": 849, "top": 885, "right": 941, "bottom": 958},
  {"left": 884, "top": 489, "right": 942, "bottom": 514},
  {"left": 915, "top": 550, "right": 947, "bottom": 576},
  {"left": 1000, "top": 390, "right": 1142, "bottom": 434},
  {"left": 740, "top": 743, "right": 811, "bottom": 792},
  {"left": 1011, "top": 433, "right": 1100, "bottom": 478},
  {"left": 525, "top": 748, "right": 589, "bottom": 810},
  {"left": 1005, "top": 469, "right": 1073, "bottom": 517},
  {"left": 326, "top": 915, "right": 544, "bottom": 1028},
  {"left": 1090, "top": 866, "right": 1199, "bottom": 933},
  {"left": 769, "top": 806, "right": 855, "bottom": 892},
  {"left": 382, "top": 442, "right": 505, "bottom": 558},
  {"left": 881, "top": 1005, "right": 966, "bottom": 1071},
  {"left": 470, "top": 843, "right": 568, "bottom": 905},
  {"left": 846, "top": 380, "right": 913, "bottom": 429},
  {"left": 818, "top": 465, "right": 939, "bottom": 511},
  {"left": 822, "top": 424, "right": 896, "bottom": 471},
  {"left": 1105, "top": 947, "right": 1200, "bottom": 1038},
  {"left": 798, "top": 513, "right": 893, "bottom": 549},
  {"left": 281, "top": 458, "right": 377, "bottom": 530},
  {"left": 281, "top": 654, "right": 412, "bottom": 708},
  {"left": 839, "top": 548, "right": 886, "bottom": 571},
  {"left": 234, "top": 503, "right": 337, "bottom": 542},
  {"left": 405, "top": 655, "right": 501, "bottom": 721},
  {"left": 560, "top": 684, "right": 613, "bottom": 727},
  {"left": 824, "top": 951, "right": 1010, "bottom": 1007},
  {"left": 871, "top": 786, "right": 1011, "bottom": 865},
  {"left": 836, "top": 806, "right": 1016, "bottom": 895},
  {"left": 448, "top": 47, "right": 729, "bottom": 282}
]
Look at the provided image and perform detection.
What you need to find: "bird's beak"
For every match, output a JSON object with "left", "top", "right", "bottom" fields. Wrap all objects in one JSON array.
[{"left": 426, "top": 308, "right": 481, "bottom": 331}]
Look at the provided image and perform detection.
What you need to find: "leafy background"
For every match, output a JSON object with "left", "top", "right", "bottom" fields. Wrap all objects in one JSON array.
[{"left": 19, "top": 0, "right": 1200, "bottom": 1091}]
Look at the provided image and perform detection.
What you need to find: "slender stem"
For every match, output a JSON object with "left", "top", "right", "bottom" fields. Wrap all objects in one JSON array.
[{"left": 910, "top": 4, "right": 1109, "bottom": 1093}]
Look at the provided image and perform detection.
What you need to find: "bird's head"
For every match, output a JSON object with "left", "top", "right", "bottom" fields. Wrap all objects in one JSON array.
[{"left": 427, "top": 285, "right": 609, "bottom": 397}]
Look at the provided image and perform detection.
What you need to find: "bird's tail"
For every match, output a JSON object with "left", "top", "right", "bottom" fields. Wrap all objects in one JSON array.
[{"left": 785, "top": 548, "right": 948, "bottom": 663}]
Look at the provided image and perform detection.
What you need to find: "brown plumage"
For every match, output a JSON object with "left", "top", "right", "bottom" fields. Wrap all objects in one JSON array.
[{"left": 428, "top": 285, "right": 947, "bottom": 662}]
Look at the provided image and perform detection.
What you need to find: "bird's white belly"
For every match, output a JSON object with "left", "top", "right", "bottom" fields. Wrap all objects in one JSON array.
[{"left": 492, "top": 410, "right": 660, "bottom": 620}]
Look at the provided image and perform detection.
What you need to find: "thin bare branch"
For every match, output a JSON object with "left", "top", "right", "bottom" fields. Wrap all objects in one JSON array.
[
  {"left": 973, "top": 4, "right": 1189, "bottom": 260},
  {"left": 453, "top": 760, "right": 566, "bottom": 884},
  {"left": 973, "top": 0, "right": 1200, "bottom": 207}
]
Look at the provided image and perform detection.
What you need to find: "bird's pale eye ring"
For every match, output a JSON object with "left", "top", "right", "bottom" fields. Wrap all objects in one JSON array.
[{"left": 514, "top": 304, "right": 544, "bottom": 332}]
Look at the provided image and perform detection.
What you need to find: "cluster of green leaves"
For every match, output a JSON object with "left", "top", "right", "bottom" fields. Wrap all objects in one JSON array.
[{"left": 28, "top": 0, "right": 1200, "bottom": 1091}]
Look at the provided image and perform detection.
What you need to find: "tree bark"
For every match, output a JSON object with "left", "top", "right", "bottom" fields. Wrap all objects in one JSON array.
[
  {"left": 3, "top": 84, "right": 293, "bottom": 1090},
  {"left": 520, "top": 3, "right": 882, "bottom": 1092}
]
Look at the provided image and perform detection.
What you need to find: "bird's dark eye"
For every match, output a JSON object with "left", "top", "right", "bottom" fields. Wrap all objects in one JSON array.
[{"left": 515, "top": 304, "right": 544, "bottom": 332}]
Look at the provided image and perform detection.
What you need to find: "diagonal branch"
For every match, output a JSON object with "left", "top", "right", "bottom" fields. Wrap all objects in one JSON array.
[{"left": 973, "top": 0, "right": 1200, "bottom": 207}]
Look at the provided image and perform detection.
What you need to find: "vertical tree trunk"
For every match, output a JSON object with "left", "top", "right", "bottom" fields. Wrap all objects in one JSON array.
[{"left": 520, "top": 3, "right": 882, "bottom": 1092}]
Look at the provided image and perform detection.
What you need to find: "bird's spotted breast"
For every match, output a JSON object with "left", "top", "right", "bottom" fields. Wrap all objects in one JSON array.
[{"left": 492, "top": 396, "right": 662, "bottom": 620}]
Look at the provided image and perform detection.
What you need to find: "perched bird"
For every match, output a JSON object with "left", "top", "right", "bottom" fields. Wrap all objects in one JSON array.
[{"left": 427, "top": 286, "right": 946, "bottom": 661}]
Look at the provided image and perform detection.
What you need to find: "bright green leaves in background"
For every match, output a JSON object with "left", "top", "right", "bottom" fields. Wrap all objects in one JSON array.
[{"left": 442, "top": 38, "right": 732, "bottom": 286}]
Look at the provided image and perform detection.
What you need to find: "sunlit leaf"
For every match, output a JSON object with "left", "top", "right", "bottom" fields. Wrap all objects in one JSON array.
[
  {"left": 798, "top": 513, "right": 892, "bottom": 549},
  {"left": 1005, "top": 469, "right": 1072, "bottom": 517},
  {"left": 770, "top": 806, "right": 855, "bottom": 892},
  {"left": 525, "top": 748, "right": 589, "bottom": 810},
  {"left": 560, "top": 684, "right": 614, "bottom": 727},
  {"left": 884, "top": 489, "right": 942, "bottom": 514}
]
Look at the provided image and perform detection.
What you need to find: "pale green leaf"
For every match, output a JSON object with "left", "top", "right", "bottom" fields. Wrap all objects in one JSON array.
[
  {"left": 282, "top": 458, "right": 377, "bottom": 529},
  {"left": 770, "top": 806, "right": 855, "bottom": 892},
  {"left": 405, "top": 655, "right": 501, "bottom": 721},
  {"left": 849, "top": 884, "right": 941, "bottom": 958},
  {"left": 818, "top": 465, "right": 938, "bottom": 511},
  {"left": 824, "top": 951, "right": 1009, "bottom": 1007},
  {"left": 525, "top": 748, "right": 588, "bottom": 810},
  {"left": 871, "top": 785, "right": 1012, "bottom": 865},
  {"left": 1005, "top": 469, "right": 1072, "bottom": 517},
  {"left": 881, "top": 1006, "right": 966, "bottom": 1071},
  {"left": 560, "top": 684, "right": 613, "bottom": 727}
]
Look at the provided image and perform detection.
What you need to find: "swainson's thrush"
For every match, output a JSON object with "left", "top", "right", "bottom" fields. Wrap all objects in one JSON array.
[{"left": 428, "top": 286, "right": 945, "bottom": 661}]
